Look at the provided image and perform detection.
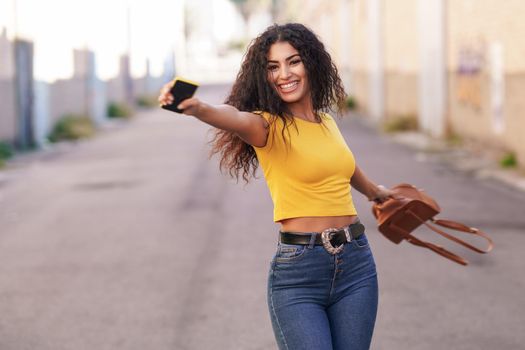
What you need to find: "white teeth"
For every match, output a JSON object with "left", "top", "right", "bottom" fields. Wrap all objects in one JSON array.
[{"left": 280, "top": 81, "right": 298, "bottom": 89}]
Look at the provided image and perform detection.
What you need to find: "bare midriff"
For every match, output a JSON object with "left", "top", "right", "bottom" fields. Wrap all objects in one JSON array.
[{"left": 279, "top": 215, "right": 359, "bottom": 233}]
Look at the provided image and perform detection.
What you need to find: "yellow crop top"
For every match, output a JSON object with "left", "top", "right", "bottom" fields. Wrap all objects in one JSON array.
[{"left": 253, "top": 112, "right": 357, "bottom": 222}]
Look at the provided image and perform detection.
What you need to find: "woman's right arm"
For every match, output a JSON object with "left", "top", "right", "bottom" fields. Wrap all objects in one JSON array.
[{"left": 158, "top": 83, "right": 268, "bottom": 147}]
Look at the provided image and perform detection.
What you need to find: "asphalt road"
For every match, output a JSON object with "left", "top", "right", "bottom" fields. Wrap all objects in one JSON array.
[{"left": 1, "top": 84, "right": 524, "bottom": 350}]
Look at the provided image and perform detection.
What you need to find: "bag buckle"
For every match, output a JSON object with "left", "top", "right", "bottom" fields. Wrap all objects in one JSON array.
[{"left": 321, "top": 228, "right": 345, "bottom": 255}]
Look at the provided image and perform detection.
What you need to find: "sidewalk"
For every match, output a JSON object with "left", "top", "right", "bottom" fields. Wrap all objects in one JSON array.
[{"left": 350, "top": 112, "right": 525, "bottom": 194}]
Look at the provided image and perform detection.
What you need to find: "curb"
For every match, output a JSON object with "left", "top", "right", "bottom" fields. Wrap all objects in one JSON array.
[{"left": 347, "top": 113, "right": 525, "bottom": 195}]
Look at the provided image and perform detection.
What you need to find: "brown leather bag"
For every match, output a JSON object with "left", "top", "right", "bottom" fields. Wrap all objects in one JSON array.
[{"left": 371, "top": 183, "right": 494, "bottom": 265}]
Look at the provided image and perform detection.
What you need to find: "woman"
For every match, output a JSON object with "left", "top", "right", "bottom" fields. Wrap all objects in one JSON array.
[{"left": 159, "top": 23, "right": 393, "bottom": 350}]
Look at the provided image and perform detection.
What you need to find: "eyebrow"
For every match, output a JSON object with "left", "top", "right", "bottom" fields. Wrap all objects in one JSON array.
[{"left": 267, "top": 54, "right": 301, "bottom": 63}]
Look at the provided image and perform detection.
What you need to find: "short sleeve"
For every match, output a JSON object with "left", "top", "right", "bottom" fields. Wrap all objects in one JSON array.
[
  {"left": 252, "top": 111, "right": 274, "bottom": 124},
  {"left": 252, "top": 111, "right": 276, "bottom": 150}
]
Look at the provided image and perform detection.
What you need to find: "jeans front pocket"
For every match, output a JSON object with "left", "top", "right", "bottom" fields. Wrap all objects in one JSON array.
[
  {"left": 352, "top": 233, "right": 370, "bottom": 249},
  {"left": 275, "top": 243, "right": 308, "bottom": 262}
]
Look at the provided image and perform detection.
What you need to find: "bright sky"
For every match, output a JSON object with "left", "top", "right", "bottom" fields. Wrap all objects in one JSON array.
[{"left": 0, "top": 0, "right": 241, "bottom": 82}]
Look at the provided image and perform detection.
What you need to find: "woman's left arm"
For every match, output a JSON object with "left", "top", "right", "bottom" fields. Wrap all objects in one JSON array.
[{"left": 350, "top": 165, "right": 394, "bottom": 203}]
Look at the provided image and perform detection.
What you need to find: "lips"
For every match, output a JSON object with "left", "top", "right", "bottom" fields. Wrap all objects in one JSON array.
[{"left": 278, "top": 80, "right": 299, "bottom": 93}]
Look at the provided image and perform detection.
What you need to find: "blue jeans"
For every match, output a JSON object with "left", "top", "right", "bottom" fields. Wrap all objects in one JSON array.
[{"left": 267, "top": 232, "right": 378, "bottom": 350}]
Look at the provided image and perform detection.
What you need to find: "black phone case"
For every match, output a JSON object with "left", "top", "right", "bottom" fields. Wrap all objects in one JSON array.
[{"left": 161, "top": 80, "right": 198, "bottom": 113}]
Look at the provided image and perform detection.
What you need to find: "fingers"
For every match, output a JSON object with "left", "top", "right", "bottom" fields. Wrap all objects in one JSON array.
[
  {"left": 370, "top": 185, "right": 395, "bottom": 204},
  {"left": 157, "top": 83, "right": 199, "bottom": 114},
  {"left": 158, "top": 82, "right": 174, "bottom": 106},
  {"left": 373, "top": 197, "right": 387, "bottom": 204},
  {"left": 177, "top": 97, "right": 198, "bottom": 112},
  {"left": 374, "top": 190, "right": 396, "bottom": 204}
]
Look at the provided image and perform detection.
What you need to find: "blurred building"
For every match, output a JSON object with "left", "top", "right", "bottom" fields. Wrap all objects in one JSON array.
[
  {"left": 0, "top": 32, "right": 35, "bottom": 149},
  {"left": 0, "top": 36, "right": 162, "bottom": 148},
  {"left": 293, "top": 0, "right": 525, "bottom": 168},
  {"left": 49, "top": 49, "right": 106, "bottom": 130},
  {"left": 0, "top": 28, "right": 16, "bottom": 144},
  {"left": 107, "top": 54, "right": 133, "bottom": 106},
  {"left": 0, "top": 28, "right": 14, "bottom": 79}
]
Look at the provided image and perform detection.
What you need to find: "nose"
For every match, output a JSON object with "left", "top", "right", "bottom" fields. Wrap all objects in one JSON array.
[{"left": 278, "top": 65, "right": 292, "bottom": 80}]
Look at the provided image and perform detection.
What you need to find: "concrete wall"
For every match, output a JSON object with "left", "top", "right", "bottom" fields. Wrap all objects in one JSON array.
[
  {"left": 418, "top": 0, "right": 446, "bottom": 137},
  {"left": 447, "top": 0, "right": 525, "bottom": 165},
  {"left": 0, "top": 43, "right": 164, "bottom": 146},
  {"left": 505, "top": 74, "right": 525, "bottom": 166},
  {"left": 92, "top": 79, "right": 107, "bottom": 126},
  {"left": 0, "top": 28, "right": 14, "bottom": 80},
  {"left": 106, "top": 76, "right": 126, "bottom": 106},
  {"left": 49, "top": 78, "right": 88, "bottom": 126},
  {"left": 134, "top": 74, "right": 167, "bottom": 99},
  {"left": 0, "top": 30, "right": 15, "bottom": 142},
  {"left": 384, "top": 0, "right": 419, "bottom": 120},
  {"left": 351, "top": 71, "right": 369, "bottom": 115},
  {"left": 1, "top": 70, "right": 162, "bottom": 146},
  {"left": 0, "top": 79, "right": 16, "bottom": 143},
  {"left": 348, "top": 0, "right": 372, "bottom": 115},
  {"left": 33, "top": 81, "right": 50, "bottom": 145},
  {"left": 384, "top": 72, "right": 418, "bottom": 118}
]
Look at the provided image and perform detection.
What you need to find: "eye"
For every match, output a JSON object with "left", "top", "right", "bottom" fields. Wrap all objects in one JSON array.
[
  {"left": 290, "top": 59, "right": 302, "bottom": 65},
  {"left": 267, "top": 65, "right": 279, "bottom": 72}
]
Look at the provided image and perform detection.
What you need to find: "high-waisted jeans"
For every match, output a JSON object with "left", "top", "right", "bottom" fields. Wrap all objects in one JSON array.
[{"left": 267, "top": 232, "right": 378, "bottom": 350}]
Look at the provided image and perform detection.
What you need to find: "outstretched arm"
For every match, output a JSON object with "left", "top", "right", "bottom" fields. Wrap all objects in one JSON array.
[
  {"left": 351, "top": 165, "right": 394, "bottom": 203},
  {"left": 158, "top": 83, "right": 268, "bottom": 147}
]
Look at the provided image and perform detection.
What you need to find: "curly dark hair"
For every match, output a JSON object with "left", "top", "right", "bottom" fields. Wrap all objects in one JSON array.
[{"left": 209, "top": 23, "right": 347, "bottom": 182}]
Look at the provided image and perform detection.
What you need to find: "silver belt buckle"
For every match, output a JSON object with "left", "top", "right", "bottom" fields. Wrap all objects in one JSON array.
[{"left": 321, "top": 227, "right": 346, "bottom": 255}]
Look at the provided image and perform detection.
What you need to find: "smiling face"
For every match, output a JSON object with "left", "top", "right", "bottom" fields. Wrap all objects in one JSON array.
[{"left": 266, "top": 41, "right": 310, "bottom": 106}]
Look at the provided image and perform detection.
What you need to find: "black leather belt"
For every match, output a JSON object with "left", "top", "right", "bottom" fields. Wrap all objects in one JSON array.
[{"left": 279, "top": 221, "right": 365, "bottom": 246}]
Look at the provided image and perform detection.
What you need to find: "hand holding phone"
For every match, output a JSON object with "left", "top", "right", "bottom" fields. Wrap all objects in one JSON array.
[{"left": 160, "top": 77, "right": 199, "bottom": 113}]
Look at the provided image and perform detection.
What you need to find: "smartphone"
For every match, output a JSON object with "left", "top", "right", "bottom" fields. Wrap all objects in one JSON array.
[{"left": 161, "top": 77, "right": 199, "bottom": 113}]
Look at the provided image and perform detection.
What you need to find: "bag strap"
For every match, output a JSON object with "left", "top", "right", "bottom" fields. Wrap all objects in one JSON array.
[
  {"left": 403, "top": 209, "right": 493, "bottom": 253},
  {"left": 405, "top": 233, "right": 468, "bottom": 265},
  {"left": 425, "top": 219, "right": 494, "bottom": 253},
  {"left": 389, "top": 219, "right": 469, "bottom": 265},
  {"left": 389, "top": 209, "right": 494, "bottom": 265}
]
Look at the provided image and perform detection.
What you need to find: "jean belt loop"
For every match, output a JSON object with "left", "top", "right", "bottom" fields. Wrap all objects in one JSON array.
[
  {"left": 308, "top": 233, "right": 317, "bottom": 249},
  {"left": 344, "top": 226, "right": 351, "bottom": 242}
]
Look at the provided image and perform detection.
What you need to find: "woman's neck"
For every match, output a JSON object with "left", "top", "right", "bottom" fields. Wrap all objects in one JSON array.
[{"left": 287, "top": 98, "right": 316, "bottom": 122}]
